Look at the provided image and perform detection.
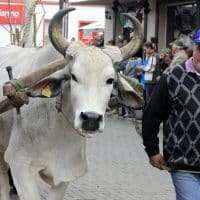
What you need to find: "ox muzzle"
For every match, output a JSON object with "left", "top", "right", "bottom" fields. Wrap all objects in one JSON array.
[{"left": 80, "top": 112, "right": 103, "bottom": 132}]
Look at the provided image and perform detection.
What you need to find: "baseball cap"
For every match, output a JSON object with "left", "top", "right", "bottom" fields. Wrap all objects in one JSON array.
[{"left": 193, "top": 29, "right": 200, "bottom": 44}]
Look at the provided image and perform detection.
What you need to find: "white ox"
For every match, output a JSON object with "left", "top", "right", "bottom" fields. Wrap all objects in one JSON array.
[{"left": 0, "top": 8, "right": 143, "bottom": 200}]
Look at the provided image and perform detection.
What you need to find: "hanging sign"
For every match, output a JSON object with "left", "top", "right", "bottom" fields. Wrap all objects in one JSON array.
[{"left": 0, "top": 4, "right": 24, "bottom": 24}]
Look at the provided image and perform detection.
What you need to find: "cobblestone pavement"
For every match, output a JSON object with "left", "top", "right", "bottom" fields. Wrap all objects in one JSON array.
[
  {"left": 11, "top": 117, "right": 175, "bottom": 200},
  {"left": 64, "top": 117, "right": 175, "bottom": 200}
]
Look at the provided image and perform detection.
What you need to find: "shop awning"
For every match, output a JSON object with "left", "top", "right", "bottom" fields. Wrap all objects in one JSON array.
[{"left": 79, "top": 21, "right": 104, "bottom": 30}]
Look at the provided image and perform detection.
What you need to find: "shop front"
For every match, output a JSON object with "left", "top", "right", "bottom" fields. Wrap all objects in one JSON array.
[
  {"left": 157, "top": 0, "right": 199, "bottom": 50},
  {"left": 69, "top": 0, "right": 140, "bottom": 44},
  {"left": 65, "top": 0, "right": 200, "bottom": 50}
]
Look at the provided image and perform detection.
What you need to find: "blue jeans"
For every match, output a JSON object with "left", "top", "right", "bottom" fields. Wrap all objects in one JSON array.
[{"left": 171, "top": 172, "right": 200, "bottom": 200}]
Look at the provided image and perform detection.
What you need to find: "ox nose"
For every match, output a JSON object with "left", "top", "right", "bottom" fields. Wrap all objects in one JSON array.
[{"left": 80, "top": 112, "right": 103, "bottom": 131}]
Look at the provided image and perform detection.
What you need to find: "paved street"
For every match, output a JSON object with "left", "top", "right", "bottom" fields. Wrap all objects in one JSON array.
[
  {"left": 64, "top": 117, "right": 175, "bottom": 200},
  {"left": 11, "top": 117, "right": 175, "bottom": 200}
]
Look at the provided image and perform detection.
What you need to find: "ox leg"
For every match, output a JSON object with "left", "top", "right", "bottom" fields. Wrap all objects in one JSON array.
[
  {"left": 9, "top": 163, "right": 40, "bottom": 200},
  {"left": 0, "top": 172, "right": 10, "bottom": 200},
  {"left": 0, "top": 153, "right": 10, "bottom": 200},
  {"left": 48, "top": 182, "right": 69, "bottom": 200}
]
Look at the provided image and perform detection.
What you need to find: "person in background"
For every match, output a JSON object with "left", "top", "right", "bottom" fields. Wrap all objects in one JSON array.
[
  {"left": 124, "top": 41, "right": 158, "bottom": 103},
  {"left": 93, "top": 32, "right": 104, "bottom": 47},
  {"left": 70, "top": 37, "right": 76, "bottom": 42},
  {"left": 124, "top": 57, "right": 143, "bottom": 79},
  {"left": 170, "top": 40, "right": 188, "bottom": 68},
  {"left": 139, "top": 41, "right": 158, "bottom": 104},
  {"left": 116, "top": 35, "right": 124, "bottom": 48},
  {"left": 156, "top": 48, "right": 172, "bottom": 81},
  {"left": 185, "top": 48, "right": 193, "bottom": 59},
  {"left": 142, "top": 29, "right": 200, "bottom": 200},
  {"left": 160, "top": 48, "right": 172, "bottom": 69},
  {"left": 150, "top": 37, "right": 158, "bottom": 52}
]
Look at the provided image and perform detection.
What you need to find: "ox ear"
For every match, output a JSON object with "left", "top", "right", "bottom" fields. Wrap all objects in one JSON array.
[
  {"left": 28, "top": 74, "right": 69, "bottom": 98},
  {"left": 102, "top": 45, "right": 123, "bottom": 63},
  {"left": 117, "top": 73, "right": 144, "bottom": 109}
]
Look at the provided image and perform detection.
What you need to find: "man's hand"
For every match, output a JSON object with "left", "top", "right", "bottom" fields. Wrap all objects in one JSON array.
[{"left": 149, "top": 154, "right": 165, "bottom": 170}]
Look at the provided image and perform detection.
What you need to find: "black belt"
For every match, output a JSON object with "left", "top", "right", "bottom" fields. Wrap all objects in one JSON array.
[{"left": 165, "top": 162, "right": 200, "bottom": 174}]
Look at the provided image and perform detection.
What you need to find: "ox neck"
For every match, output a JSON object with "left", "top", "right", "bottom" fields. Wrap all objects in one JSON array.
[{"left": 56, "top": 81, "right": 73, "bottom": 122}]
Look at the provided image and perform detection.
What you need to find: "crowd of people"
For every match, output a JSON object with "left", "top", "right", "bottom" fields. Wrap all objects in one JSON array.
[{"left": 116, "top": 36, "right": 193, "bottom": 107}]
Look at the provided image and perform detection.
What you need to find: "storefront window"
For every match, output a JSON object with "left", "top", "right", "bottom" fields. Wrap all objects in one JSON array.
[{"left": 167, "top": 3, "right": 197, "bottom": 46}]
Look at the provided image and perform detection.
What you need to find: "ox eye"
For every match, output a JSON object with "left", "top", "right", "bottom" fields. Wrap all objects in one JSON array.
[
  {"left": 71, "top": 74, "right": 78, "bottom": 82},
  {"left": 106, "top": 78, "right": 114, "bottom": 85}
]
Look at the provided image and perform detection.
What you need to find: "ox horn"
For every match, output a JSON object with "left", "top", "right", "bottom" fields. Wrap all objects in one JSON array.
[
  {"left": 120, "top": 13, "right": 144, "bottom": 59},
  {"left": 49, "top": 8, "right": 75, "bottom": 56}
]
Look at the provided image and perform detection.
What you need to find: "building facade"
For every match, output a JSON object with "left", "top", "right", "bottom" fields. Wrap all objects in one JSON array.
[
  {"left": 66, "top": 5, "right": 105, "bottom": 43},
  {"left": 157, "top": 0, "right": 198, "bottom": 50},
  {"left": 70, "top": 0, "right": 200, "bottom": 50},
  {"left": 0, "top": 0, "right": 105, "bottom": 47},
  {"left": 1, "top": 0, "right": 199, "bottom": 49}
]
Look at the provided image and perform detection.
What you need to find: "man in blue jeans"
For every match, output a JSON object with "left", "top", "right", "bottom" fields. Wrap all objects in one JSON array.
[
  {"left": 125, "top": 41, "right": 158, "bottom": 104},
  {"left": 142, "top": 42, "right": 157, "bottom": 104},
  {"left": 142, "top": 29, "right": 200, "bottom": 200}
]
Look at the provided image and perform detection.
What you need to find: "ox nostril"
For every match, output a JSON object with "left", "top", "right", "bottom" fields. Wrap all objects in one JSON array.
[
  {"left": 80, "top": 112, "right": 88, "bottom": 121},
  {"left": 81, "top": 112, "right": 102, "bottom": 122},
  {"left": 98, "top": 115, "right": 103, "bottom": 122},
  {"left": 80, "top": 112, "right": 103, "bottom": 131}
]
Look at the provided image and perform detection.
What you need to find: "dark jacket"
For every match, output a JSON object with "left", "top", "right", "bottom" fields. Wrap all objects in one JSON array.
[{"left": 142, "top": 63, "right": 200, "bottom": 172}]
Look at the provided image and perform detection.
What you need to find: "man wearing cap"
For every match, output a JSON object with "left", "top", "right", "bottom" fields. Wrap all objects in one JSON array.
[
  {"left": 170, "top": 40, "right": 188, "bottom": 68},
  {"left": 142, "top": 29, "right": 200, "bottom": 200}
]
